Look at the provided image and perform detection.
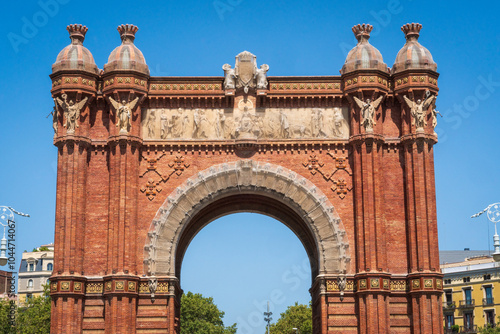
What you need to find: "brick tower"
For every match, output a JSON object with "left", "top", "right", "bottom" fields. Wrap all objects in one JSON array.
[{"left": 49, "top": 23, "right": 443, "bottom": 333}]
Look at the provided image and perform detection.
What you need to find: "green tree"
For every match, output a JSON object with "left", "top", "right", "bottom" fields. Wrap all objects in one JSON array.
[
  {"left": 0, "top": 297, "right": 16, "bottom": 334},
  {"left": 16, "top": 284, "right": 51, "bottom": 334},
  {"left": 479, "top": 324, "right": 500, "bottom": 333},
  {"left": 180, "top": 291, "right": 236, "bottom": 334},
  {"left": 269, "top": 302, "right": 312, "bottom": 334}
]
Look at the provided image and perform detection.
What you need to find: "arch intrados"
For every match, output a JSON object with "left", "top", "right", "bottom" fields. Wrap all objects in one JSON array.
[{"left": 176, "top": 191, "right": 320, "bottom": 279}]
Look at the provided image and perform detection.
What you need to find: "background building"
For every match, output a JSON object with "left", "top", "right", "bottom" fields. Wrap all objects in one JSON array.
[
  {"left": 0, "top": 270, "right": 13, "bottom": 298},
  {"left": 441, "top": 250, "right": 500, "bottom": 333},
  {"left": 18, "top": 243, "right": 53, "bottom": 305}
]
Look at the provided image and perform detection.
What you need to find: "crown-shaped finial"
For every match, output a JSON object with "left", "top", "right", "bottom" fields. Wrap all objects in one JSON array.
[
  {"left": 352, "top": 24, "right": 373, "bottom": 43},
  {"left": 401, "top": 23, "right": 422, "bottom": 41},
  {"left": 117, "top": 24, "right": 139, "bottom": 43},
  {"left": 67, "top": 24, "right": 88, "bottom": 44}
]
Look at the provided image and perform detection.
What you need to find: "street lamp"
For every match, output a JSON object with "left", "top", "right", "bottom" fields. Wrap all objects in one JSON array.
[
  {"left": 472, "top": 203, "right": 500, "bottom": 261},
  {"left": 292, "top": 328, "right": 300, "bottom": 333},
  {"left": 263, "top": 301, "right": 272, "bottom": 334},
  {"left": 0, "top": 206, "right": 30, "bottom": 266}
]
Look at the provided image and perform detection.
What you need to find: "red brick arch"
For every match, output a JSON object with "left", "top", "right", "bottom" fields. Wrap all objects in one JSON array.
[{"left": 144, "top": 160, "right": 351, "bottom": 279}]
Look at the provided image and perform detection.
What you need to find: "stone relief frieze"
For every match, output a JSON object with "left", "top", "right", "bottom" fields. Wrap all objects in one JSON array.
[{"left": 142, "top": 106, "right": 349, "bottom": 140}]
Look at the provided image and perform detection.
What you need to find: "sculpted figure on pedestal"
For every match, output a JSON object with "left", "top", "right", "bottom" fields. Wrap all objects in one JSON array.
[
  {"left": 235, "top": 107, "right": 256, "bottom": 138},
  {"left": 222, "top": 64, "right": 236, "bottom": 89},
  {"left": 55, "top": 93, "right": 88, "bottom": 134},
  {"left": 255, "top": 64, "right": 269, "bottom": 89},
  {"left": 403, "top": 90, "right": 435, "bottom": 130},
  {"left": 109, "top": 97, "right": 139, "bottom": 133},
  {"left": 353, "top": 96, "right": 383, "bottom": 132},
  {"left": 50, "top": 101, "right": 58, "bottom": 135},
  {"left": 431, "top": 107, "right": 442, "bottom": 130}
]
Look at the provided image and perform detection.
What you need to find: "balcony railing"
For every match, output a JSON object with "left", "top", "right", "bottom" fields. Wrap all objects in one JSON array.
[
  {"left": 460, "top": 325, "right": 477, "bottom": 333},
  {"left": 443, "top": 301, "right": 456, "bottom": 311},
  {"left": 459, "top": 299, "right": 475, "bottom": 308},
  {"left": 483, "top": 297, "right": 494, "bottom": 306}
]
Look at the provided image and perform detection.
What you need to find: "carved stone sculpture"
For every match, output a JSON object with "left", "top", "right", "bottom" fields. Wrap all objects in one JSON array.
[
  {"left": 214, "top": 109, "right": 226, "bottom": 139},
  {"left": 431, "top": 107, "right": 442, "bottom": 130},
  {"left": 279, "top": 109, "right": 290, "bottom": 138},
  {"left": 223, "top": 51, "right": 269, "bottom": 94},
  {"left": 50, "top": 101, "right": 58, "bottom": 135},
  {"left": 235, "top": 107, "right": 256, "bottom": 139},
  {"left": 222, "top": 64, "right": 236, "bottom": 89},
  {"left": 332, "top": 108, "right": 347, "bottom": 138},
  {"left": 109, "top": 97, "right": 139, "bottom": 133},
  {"left": 311, "top": 108, "right": 327, "bottom": 138},
  {"left": 148, "top": 277, "right": 157, "bottom": 301},
  {"left": 403, "top": 90, "right": 435, "bottom": 130},
  {"left": 160, "top": 109, "right": 172, "bottom": 139},
  {"left": 192, "top": 109, "right": 209, "bottom": 139},
  {"left": 55, "top": 93, "right": 88, "bottom": 134},
  {"left": 146, "top": 110, "right": 156, "bottom": 138},
  {"left": 255, "top": 64, "right": 269, "bottom": 89},
  {"left": 353, "top": 96, "right": 383, "bottom": 132}
]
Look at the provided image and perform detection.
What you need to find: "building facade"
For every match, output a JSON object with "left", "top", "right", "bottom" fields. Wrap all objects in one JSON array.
[
  {"left": 442, "top": 252, "right": 500, "bottom": 333},
  {"left": 0, "top": 270, "right": 13, "bottom": 298},
  {"left": 18, "top": 243, "right": 54, "bottom": 305},
  {"left": 49, "top": 23, "right": 443, "bottom": 333}
]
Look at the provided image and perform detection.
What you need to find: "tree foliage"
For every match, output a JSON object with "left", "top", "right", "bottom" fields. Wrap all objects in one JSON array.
[
  {"left": 180, "top": 291, "right": 236, "bottom": 334},
  {"left": 15, "top": 284, "right": 51, "bottom": 334},
  {"left": 0, "top": 284, "right": 52, "bottom": 334},
  {"left": 269, "top": 302, "right": 312, "bottom": 334},
  {"left": 479, "top": 324, "right": 500, "bottom": 334}
]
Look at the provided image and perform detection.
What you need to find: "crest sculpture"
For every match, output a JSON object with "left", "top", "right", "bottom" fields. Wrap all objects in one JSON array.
[
  {"left": 223, "top": 51, "right": 269, "bottom": 94},
  {"left": 49, "top": 23, "right": 443, "bottom": 334}
]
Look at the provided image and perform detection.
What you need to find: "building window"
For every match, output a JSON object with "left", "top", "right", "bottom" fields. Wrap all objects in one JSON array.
[
  {"left": 27, "top": 279, "right": 33, "bottom": 288},
  {"left": 26, "top": 294, "right": 32, "bottom": 301},
  {"left": 444, "top": 279, "right": 452, "bottom": 285},
  {"left": 485, "top": 310, "right": 495, "bottom": 327},
  {"left": 445, "top": 290, "right": 453, "bottom": 305},
  {"left": 484, "top": 286, "right": 494, "bottom": 305},
  {"left": 464, "top": 312, "right": 474, "bottom": 330},
  {"left": 463, "top": 276, "right": 470, "bottom": 283},
  {"left": 445, "top": 314, "right": 455, "bottom": 329},
  {"left": 29, "top": 263, "right": 34, "bottom": 272},
  {"left": 47, "top": 263, "right": 53, "bottom": 271},
  {"left": 484, "top": 274, "right": 491, "bottom": 280}
]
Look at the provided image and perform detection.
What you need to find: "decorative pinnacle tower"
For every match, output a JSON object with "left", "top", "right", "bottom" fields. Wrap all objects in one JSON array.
[
  {"left": 117, "top": 24, "right": 138, "bottom": 43},
  {"left": 67, "top": 24, "right": 88, "bottom": 45},
  {"left": 352, "top": 23, "right": 373, "bottom": 43},
  {"left": 401, "top": 23, "right": 422, "bottom": 42}
]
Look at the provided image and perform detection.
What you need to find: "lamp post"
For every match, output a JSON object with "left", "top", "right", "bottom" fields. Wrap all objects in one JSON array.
[
  {"left": 292, "top": 328, "right": 300, "bottom": 333},
  {"left": 263, "top": 301, "right": 272, "bottom": 334},
  {"left": 472, "top": 203, "right": 500, "bottom": 261},
  {"left": 0, "top": 206, "right": 30, "bottom": 266}
]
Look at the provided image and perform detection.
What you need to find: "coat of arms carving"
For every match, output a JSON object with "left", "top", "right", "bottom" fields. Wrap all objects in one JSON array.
[{"left": 222, "top": 51, "right": 269, "bottom": 93}]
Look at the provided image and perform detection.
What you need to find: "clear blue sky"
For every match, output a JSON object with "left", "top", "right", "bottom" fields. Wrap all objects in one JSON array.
[{"left": 0, "top": 0, "right": 499, "bottom": 332}]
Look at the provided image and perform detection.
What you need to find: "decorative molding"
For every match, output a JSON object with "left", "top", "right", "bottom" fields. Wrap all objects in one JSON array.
[
  {"left": 302, "top": 153, "right": 353, "bottom": 199},
  {"left": 140, "top": 154, "right": 190, "bottom": 201}
]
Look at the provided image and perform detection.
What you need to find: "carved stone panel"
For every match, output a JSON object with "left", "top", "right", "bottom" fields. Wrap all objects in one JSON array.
[{"left": 141, "top": 106, "right": 349, "bottom": 140}]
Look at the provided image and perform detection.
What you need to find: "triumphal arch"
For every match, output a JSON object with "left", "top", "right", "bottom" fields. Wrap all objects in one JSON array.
[{"left": 49, "top": 22, "right": 443, "bottom": 333}]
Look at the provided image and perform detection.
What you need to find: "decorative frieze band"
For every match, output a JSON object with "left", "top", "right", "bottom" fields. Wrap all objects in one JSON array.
[{"left": 325, "top": 276, "right": 443, "bottom": 293}]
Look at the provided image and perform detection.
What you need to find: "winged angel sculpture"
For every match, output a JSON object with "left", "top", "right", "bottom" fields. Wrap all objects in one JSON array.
[
  {"left": 55, "top": 94, "right": 88, "bottom": 134},
  {"left": 109, "top": 97, "right": 139, "bottom": 133},
  {"left": 353, "top": 96, "right": 383, "bottom": 131},
  {"left": 403, "top": 90, "right": 436, "bottom": 129}
]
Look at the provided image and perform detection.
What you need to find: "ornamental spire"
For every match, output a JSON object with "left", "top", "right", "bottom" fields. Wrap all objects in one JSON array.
[
  {"left": 352, "top": 23, "right": 373, "bottom": 43},
  {"left": 117, "top": 24, "right": 138, "bottom": 43},
  {"left": 67, "top": 24, "right": 87, "bottom": 45},
  {"left": 401, "top": 23, "right": 422, "bottom": 42}
]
